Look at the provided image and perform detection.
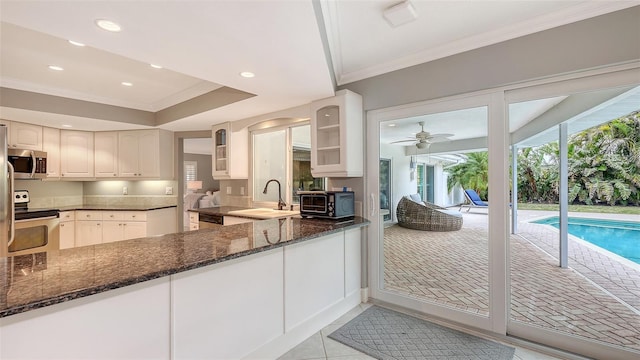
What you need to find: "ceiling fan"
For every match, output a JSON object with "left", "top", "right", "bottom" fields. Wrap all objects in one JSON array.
[{"left": 390, "top": 121, "right": 453, "bottom": 149}]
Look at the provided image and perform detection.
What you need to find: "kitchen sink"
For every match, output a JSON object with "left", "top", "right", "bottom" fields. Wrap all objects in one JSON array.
[{"left": 227, "top": 208, "right": 300, "bottom": 219}]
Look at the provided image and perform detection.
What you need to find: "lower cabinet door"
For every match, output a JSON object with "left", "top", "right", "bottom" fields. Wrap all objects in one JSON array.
[
  {"left": 59, "top": 221, "right": 75, "bottom": 249},
  {"left": 75, "top": 221, "right": 102, "bottom": 247},
  {"left": 102, "top": 222, "right": 123, "bottom": 243},
  {"left": 123, "top": 222, "right": 146, "bottom": 240}
]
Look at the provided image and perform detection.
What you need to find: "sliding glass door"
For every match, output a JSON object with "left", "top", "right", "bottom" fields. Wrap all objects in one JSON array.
[
  {"left": 366, "top": 65, "right": 640, "bottom": 359},
  {"left": 367, "top": 93, "right": 499, "bottom": 332},
  {"left": 506, "top": 79, "right": 640, "bottom": 359}
]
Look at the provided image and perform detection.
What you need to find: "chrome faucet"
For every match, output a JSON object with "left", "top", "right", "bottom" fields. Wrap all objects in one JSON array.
[{"left": 262, "top": 179, "right": 286, "bottom": 210}]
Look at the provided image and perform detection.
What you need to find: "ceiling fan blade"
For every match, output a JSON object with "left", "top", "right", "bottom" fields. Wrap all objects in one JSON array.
[
  {"left": 425, "top": 137, "right": 450, "bottom": 143},
  {"left": 389, "top": 139, "right": 416, "bottom": 144},
  {"left": 425, "top": 133, "right": 454, "bottom": 139}
]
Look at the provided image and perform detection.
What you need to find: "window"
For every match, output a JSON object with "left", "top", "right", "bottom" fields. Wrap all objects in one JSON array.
[
  {"left": 183, "top": 161, "right": 197, "bottom": 192},
  {"left": 252, "top": 123, "right": 324, "bottom": 206},
  {"left": 379, "top": 158, "right": 392, "bottom": 222}
]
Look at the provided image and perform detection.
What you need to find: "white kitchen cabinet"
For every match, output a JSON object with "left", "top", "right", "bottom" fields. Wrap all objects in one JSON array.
[
  {"left": 102, "top": 211, "right": 148, "bottom": 243},
  {"left": 123, "top": 221, "right": 147, "bottom": 240},
  {"left": 118, "top": 129, "right": 173, "bottom": 179},
  {"left": 0, "top": 277, "right": 171, "bottom": 359},
  {"left": 310, "top": 89, "right": 363, "bottom": 177},
  {"left": 172, "top": 248, "right": 284, "bottom": 359},
  {"left": 284, "top": 232, "right": 345, "bottom": 331},
  {"left": 94, "top": 131, "right": 119, "bottom": 178},
  {"left": 9, "top": 121, "right": 43, "bottom": 150},
  {"left": 71, "top": 208, "right": 176, "bottom": 248},
  {"left": 59, "top": 211, "right": 75, "bottom": 249},
  {"left": 75, "top": 220, "right": 102, "bottom": 247},
  {"left": 212, "top": 122, "right": 248, "bottom": 179},
  {"left": 42, "top": 127, "right": 61, "bottom": 179},
  {"left": 60, "top": 130, "right": 94, "bottom": 178}
]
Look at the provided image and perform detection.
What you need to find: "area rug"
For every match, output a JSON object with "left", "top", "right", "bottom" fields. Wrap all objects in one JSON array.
[{"left": 328, "top": 306, "right": 515, "bottom": 360}]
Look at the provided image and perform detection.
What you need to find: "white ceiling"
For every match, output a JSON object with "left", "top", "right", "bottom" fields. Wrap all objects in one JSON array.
[{"left": 0, "top": 1, "right": 635, "bottom": 133}]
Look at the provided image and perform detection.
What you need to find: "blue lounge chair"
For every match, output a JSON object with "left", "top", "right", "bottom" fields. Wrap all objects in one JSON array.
[{"left": 459, "top": 189, "right": 488, "bottom": 212}]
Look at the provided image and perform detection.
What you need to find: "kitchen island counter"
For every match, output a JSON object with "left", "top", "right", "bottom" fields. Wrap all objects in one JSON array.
[{"left": 0, "top": 216, "right": 368, "bottom": 318}]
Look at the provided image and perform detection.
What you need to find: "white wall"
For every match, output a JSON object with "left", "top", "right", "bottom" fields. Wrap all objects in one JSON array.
[{"left": 380, "top": 143, "right": 416, "bottom": 222}]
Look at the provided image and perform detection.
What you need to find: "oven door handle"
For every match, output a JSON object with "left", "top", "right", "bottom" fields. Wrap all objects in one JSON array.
[
  {"left": 8, "top": 163, "right": 15, "bottom": 247},
  {"left": 15, "top": 215, "right": 59, "bottom": 223}
]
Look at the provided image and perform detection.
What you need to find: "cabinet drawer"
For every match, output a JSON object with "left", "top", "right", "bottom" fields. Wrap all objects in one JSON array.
[
  {"left": 102, "top": 211, "right": 124, "bottom": 221},
  {"left": 123, "top": 211, "right": 146, "bottom": 221},
  {"left": 189, "top": 223, "right": 199, "bottom": 231},
  {"left": 76, "top": 211, "right": 102, "bottom": 221},
  {"left": 59, "top": 211, "right": 75, "bottom": 221},
  {"left": 188, "top": 212, "right": 198, "bottom": 223}
]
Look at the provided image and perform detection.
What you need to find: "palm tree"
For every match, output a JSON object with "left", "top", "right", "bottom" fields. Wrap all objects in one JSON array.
[
  {"left": 446, "top": 152, "right": 489, "bottom": 200},
  {"left": 568, "top": 110, "right": 639, "bottom": 205}
]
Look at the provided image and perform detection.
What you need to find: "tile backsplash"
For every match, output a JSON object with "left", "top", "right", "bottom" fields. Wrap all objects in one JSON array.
[
  {"left": 83, "top": 195, "right": 177, "bottom": 207},
  {"left": 15, "top": 180, "right": 178, "bottom": 209}
]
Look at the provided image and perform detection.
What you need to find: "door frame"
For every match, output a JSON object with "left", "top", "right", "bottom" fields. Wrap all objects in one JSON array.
[{"left": 366, "top": 91, "right": 508, "bottom": 333}]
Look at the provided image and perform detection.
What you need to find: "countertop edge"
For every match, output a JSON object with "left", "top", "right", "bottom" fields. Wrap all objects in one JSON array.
[{"left": 57, "top": 205, "right": 178, "bottom": 212}]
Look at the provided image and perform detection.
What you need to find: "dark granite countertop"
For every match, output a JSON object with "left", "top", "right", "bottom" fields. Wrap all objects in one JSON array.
[
  {"left": 0, "top": 216, "right": 369, "bottom": 318},
  {"left": 56, "top": 204, "right": 178, "bottom": 212}
]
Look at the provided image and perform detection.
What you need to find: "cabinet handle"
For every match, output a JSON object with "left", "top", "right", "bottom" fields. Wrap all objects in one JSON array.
[
  {"left": 86, "top": 214, "right": 90, "bottom": 218},
  {"left": 97, "top": 223, "right": 101, "bottom": 226},
  {"left": 132, "top": 215, "right": 136, "bottom": 218},
  {"left": 60, "top": 224, "right": 64, "bottom": 227},
  {"left": 113, "top": 174, "right": 116, "bottom": 176}
]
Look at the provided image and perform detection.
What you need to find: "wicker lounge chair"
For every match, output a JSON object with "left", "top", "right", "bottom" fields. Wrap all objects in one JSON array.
[{"left": 396, "top": 195, "right": 463, "bottom": 231}]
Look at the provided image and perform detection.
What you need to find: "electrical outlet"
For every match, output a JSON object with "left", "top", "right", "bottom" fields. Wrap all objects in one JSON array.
[
  {"left": 122, "top": 187, "right": 128, "bottom": 195},
  {"left": 226, "top": 186, "right": 232, "bottom": 195},
  {"left": 240, "top": 187, "right": 245, "bottom": 195},
  {"left": 165, "top": 187, "right": 173, "bottom": 195}
]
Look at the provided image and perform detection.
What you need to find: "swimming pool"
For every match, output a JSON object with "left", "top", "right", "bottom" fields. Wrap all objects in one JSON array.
[{"left": 533, "top": 216, "right": 640, "bottom": 264}]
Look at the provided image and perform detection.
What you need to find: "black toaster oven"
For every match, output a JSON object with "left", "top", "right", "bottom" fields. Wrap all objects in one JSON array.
[{"left": 299, "top": 191, "right": 355, "bottom": 219}]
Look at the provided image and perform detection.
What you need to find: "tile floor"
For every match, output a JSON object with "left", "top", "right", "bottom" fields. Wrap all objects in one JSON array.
[{"left": 278, "top": 303, "right": 565, "bottom": 360}]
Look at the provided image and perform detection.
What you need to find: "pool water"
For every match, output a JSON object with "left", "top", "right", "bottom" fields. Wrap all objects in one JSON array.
[{"left": 533, "top": 217, "right": 640, "bottom": 264}]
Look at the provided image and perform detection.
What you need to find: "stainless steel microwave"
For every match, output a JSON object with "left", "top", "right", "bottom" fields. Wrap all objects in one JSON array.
[
  {"left": 8, "top": 149, "right": 47, "bottom": 179},
  {"left": 299, "top": 191, "right": 355, "bottom": 219}
]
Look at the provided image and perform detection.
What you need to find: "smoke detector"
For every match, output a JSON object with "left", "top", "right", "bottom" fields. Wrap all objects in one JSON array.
[{"left": 383, "top": 1, "right": 418, "bottom": 28}]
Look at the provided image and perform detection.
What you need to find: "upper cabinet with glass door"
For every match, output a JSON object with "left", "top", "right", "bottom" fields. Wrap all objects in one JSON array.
[
  {"left": 212, "top": 121, "right": 248, "bottom": 179},
  {"left": 310, "top": 89, "right": 363, "bottom": 177}
]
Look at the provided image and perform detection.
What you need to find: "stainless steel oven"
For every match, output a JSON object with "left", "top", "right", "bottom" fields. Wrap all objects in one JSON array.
[
  {"left": 10, "top": 213, "right": 60, "bottom": 256},
  {"left": 6, "top": 190, "right": 59, "bottom": 257}
]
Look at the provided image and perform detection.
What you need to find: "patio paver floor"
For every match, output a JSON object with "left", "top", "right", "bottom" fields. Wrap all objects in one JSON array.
[{"left": 383, "top": 210, "right": 640, "bottom": 352}]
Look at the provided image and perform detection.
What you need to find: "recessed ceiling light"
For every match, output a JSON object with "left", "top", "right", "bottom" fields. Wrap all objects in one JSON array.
[
  {"left": 68, "top": 40, "right": 85, "bottom": 47},
  {"left": 121, "top": 82, "right": 133, "bottom": 87},
  {"left": 95, "top": 19, "right": 121, "bottom": 32},
  {"left": 150, "top": 64, "right": 163, "bottom": 69},
  {"left": 239, "top": 71, "right": 255, "bottom": 78},
  {"left": 62, "top": 124, "right": 73, "bottom": 128},
  {"left": 388, "top": 124, "right": 396, "bottom": 127},
  {"left": 48, "top": 65, "right": 64, "bottom": 71}
]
